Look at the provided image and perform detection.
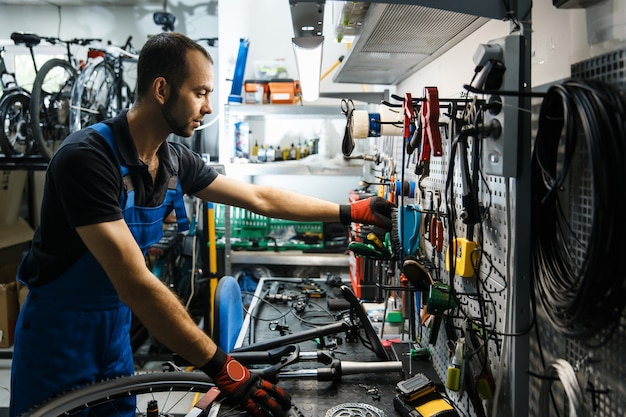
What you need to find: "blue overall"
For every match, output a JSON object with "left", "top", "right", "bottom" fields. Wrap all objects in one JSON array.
[{"left": 10, "top": 123, "right": 189, "bottom": 417}]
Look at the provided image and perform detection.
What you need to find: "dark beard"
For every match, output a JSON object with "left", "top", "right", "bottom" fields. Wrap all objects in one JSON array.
[{"left": 161, "top": 90, "right": 191, "bottom": 137}]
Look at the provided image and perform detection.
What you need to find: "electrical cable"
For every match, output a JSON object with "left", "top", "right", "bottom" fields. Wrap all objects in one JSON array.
[
  {"left": 539, "top": 359, "right": 587, "bottom": 417},
  {"left": 531, "top": 79, "right": 626, "bottom": 344}
]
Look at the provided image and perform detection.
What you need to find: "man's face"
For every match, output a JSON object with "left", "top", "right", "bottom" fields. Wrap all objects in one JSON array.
[{"left": 162, "top": 49, "right": 214, "bottom": 137}]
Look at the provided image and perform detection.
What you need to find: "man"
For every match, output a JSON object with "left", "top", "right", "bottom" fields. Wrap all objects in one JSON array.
[{"left": 10, "top": 32, "right": 394, "bottom": 417}]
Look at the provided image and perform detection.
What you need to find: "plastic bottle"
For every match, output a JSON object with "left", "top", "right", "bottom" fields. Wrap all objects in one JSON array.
[
  {"left": 258, "top": 145, "right": 267, "bottom": 163},
  {"left": 301, "top": 140, "right": 309, "bottom": 158},
  {"left": 289, "top": 143, "right": 296, "bottom": 160},
  {"left": 275, "top": 146, "right": 283, "bottom": 161},
  {"left": 446, "top": 338, "right": 464, "bottom": 391},
  {"left": 251, "top": 139, "right": 259, "bottom": 163},
  {"left": 266, "top": 145, "right": 275, "bottom": 162},
  {"left": 282, "top": 146, "right": 290, "bottom": 161},
  {"left": 233, "top": 121, "right": 250, "bottom": 160},
  {"left": 295, "top": 140, "right": 301, "bottom": 160}
]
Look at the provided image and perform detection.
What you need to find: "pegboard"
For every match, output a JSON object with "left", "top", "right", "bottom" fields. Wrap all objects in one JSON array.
[
  {"left": 528, "top": 47, "right": 626, "bottom": 417},
  {"left": 362, "top": 92, "right": 520, "bottom": 416}
]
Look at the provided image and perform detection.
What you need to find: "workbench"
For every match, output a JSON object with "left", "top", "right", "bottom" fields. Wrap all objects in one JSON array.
[{"left": 231, "top": 277, "right": 445, "bottom": 417}]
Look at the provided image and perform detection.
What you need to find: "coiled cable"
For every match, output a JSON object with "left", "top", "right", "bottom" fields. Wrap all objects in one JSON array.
[
  {"left": 531, "top": 78, "right": 626, "bottom": 343},
  {"left": 539, "top": 359, "right": 587, "bottom": 417}
]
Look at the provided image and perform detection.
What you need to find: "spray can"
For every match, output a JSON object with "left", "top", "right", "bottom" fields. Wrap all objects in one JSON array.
[{"left": 233, "top": 121, "right": 250, "bottom": 160}]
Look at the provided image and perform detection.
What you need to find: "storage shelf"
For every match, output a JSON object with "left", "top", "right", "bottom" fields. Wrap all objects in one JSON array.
[
  {"left": 226, "top": 103, "right": 346, "bottom": 118},
  {"left": 224, "top": 160, "right": 363, "bottom": 176},
  {"left": 229, "top": 250, "right": 349, "bottom": 267}
]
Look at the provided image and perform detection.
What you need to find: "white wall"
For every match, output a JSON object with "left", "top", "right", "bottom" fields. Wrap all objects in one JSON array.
[{"left": 395, "top": 1, "right": 621, "bottom": 94}]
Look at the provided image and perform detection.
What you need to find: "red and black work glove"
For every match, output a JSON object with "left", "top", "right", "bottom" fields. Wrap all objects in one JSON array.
[
  {"left": 340, "top": 196, "right": 396, "bottom": 230},
  {"left": 201, "top": 347, "right": 292, "bottom": 417}
]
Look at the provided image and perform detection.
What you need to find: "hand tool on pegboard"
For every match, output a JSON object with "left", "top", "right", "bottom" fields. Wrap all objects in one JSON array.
[
  {"left": 414, "top": 87, "right": 443, "bottom": 179},
  {"left": 429, "top": 190, "right": 445, "bottom": 253},
  {"left": 421, "top": 87, "right": 443, "bottom": 157},
  {"left": 445, "top": 128, "right": 481, "bottom": 278},
  {"left": 341, "top": 98, "right": 356, "bottom": 157}
]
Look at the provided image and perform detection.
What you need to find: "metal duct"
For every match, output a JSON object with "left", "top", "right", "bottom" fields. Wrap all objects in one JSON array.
[{"left": 333, "top": 3, "right": 488, "bottom": 85}]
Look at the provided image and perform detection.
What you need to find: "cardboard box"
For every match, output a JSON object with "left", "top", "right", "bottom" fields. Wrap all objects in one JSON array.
[
  {"left": 0, "top": 261, "right": 19, "bottom": 284},
  {"left": 0, "top": 281, "right": 19, "bottom": 348},
  {"left": 269, "top": 79, "right": 296, "bottom": 104},
  {"left": 0, "top": 170, "right": 27, "bottom": 225},
  {"left": 0, "top": 219, "right": 33, "bottom": 283},
  {"left": 0, "top": 218, "right": 33, "bottom": 251}
]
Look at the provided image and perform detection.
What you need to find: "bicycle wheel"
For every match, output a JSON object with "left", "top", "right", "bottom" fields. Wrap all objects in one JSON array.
[
  {"left": 30, "top": 58, "right": 77, "bottom": 160},
  {"left": 0, "top": 89, "right": 31, "bottom": 156},
  {"left": 22, "top": 371, "right": 221, "bottom": 417},
  {"left": 70, "top": 59, "right": 116, "bottom": 132}
]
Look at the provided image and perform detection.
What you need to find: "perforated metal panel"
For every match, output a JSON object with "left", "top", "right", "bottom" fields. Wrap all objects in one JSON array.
[
  {"left": 371, "top": 98, "right": 516, "bottom": 416},
  {"left": 528, "top": 47, "right": 626, "bottom": 417}
]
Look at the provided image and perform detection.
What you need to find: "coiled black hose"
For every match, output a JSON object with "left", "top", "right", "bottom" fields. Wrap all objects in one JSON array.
[{"left": 531, "top": 78, "right": 626, "bottom": 343}]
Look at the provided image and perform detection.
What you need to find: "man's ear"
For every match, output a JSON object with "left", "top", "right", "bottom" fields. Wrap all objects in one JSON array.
[{"left": 153, "top": 77, "right": 169, "bottom": 104}]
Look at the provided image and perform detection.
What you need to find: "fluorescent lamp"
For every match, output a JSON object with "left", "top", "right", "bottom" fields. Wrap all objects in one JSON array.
[{"left": 292, "top": 36, "right": 324, "bottom": 102}]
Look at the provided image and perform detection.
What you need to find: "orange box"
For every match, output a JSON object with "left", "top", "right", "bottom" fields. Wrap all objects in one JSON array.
[
  {"left": 243, "top": 80, "right": 269, "bottom": 104},
  {"left": 268, "top": 79, "right": 295, "bottom": 104}
]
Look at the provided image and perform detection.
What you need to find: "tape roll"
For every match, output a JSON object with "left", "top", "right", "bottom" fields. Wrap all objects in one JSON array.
[
  {"left": 369, "top": 113, "right": 381, "bottom": 137},
  {"left": 352, "top": 110, "right": 370, "bottom": 139},
  {"left": 379, "top": 104, "right": 403, "bottom": 136}
]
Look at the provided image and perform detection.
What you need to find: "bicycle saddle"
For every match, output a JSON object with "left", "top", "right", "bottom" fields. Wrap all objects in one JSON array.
[{"left": 11, "top": 32, "right": 41, "bottom": 48}]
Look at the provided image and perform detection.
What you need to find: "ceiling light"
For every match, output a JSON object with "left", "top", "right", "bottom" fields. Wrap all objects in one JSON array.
[{"left": 292, "top": 36, "right": 324, "bottom": 102}]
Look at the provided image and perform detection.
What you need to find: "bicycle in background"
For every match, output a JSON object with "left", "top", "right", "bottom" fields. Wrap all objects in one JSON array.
[
  {"left": 0, "top": 44, "right": 32, "bottom": 157},
  {"left": 24, "top": 33, "right": 100, "bottom": 160},
  {"left": 0, "top": 31, "right": 56, "bottom": 158},
  {"left": 70, "top": 36, "right": 138, "bottom": 133}
]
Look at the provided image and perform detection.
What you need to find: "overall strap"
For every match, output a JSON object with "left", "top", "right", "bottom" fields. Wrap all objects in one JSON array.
[
  {"left": 90, "top": 122, "right": 189, "bottom": 232},
  {"left": 90, "top": 122, "right": 132, "bottom": 206}
]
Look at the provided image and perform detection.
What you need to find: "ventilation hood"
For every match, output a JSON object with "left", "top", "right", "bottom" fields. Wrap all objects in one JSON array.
[{"left": 332, "top": 3, "right": 489, "bottom": 85}]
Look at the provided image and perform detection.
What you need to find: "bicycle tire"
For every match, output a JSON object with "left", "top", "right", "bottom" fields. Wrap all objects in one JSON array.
[
  {"left": 29, "top": 58, "right": 77, "bottom": 160},
  {"left": 69, "top": 59, "right": 116, "bottom": 132},
  {"left": 0, "top": 89, "right": 31, "bottom": 156},
  {"left": 22, "top": 371, "right": 217, "bottom": 417}
]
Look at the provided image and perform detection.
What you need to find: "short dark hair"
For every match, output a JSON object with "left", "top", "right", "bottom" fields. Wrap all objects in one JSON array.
[{"left": 135, "top": 32, "right": 213, "bottom": 101}]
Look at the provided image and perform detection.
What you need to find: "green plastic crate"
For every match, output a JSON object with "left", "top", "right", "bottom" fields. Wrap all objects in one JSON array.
[
  {"left": 213, "top": 204, "right": 324, "bottom": 250},
  {"left": 268, "top": 218, "right": 324, "bottom": 250}
]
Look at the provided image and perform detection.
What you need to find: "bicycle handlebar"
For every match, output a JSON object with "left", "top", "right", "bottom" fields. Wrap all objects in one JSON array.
[
  {"left": 11, "top": 32, "right": 101, "bottom": 48},
  {"left": 104, "top": 44, "right": 139, "bottom": 61}
]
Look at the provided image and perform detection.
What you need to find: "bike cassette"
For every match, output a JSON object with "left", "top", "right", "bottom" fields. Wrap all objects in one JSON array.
[{"left": 325, "top": 403, "right": 386, "bottom": 417}]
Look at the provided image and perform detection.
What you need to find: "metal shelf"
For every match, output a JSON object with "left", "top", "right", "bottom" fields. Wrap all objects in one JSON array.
[
  {"left": 226, "top": 103, "right": 345, "bottom": 118},
  {"left": 229, "top": 250, "right": 349, "bottom": 267},
  {"left": 224, "top": 160, "right": 363, "bottom": 176}
]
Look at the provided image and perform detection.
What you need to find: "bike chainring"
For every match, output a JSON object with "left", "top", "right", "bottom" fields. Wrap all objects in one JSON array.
[{"left": 324, "top": 403, "right": 387, "bottom": 417}]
